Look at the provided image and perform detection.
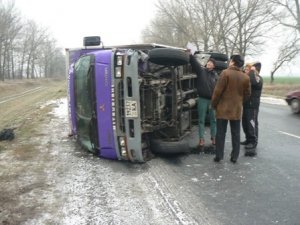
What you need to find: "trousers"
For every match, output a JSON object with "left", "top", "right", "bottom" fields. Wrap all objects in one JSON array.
[
  {"left": 215, "top": 119, "right": 240, "bottom": 160},
  {"left": 242, "top": 108, "right": 259, "bottom": 144},
  {"left": 197, "top": 97, "right": 216, "bottom": 139}
]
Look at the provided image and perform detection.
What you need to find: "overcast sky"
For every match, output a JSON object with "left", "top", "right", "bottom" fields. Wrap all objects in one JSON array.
[
  {"left": 14, "top": 0, "right": 157, "bottom": 48},
  {"left": 14, "top": 0, "right": 299, "bottom": 76}
]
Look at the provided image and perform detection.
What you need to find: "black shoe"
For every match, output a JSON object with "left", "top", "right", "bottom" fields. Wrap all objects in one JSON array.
[
  {"left": 214, "top": 157, "right": 221, "bottom": 162},
  {"left": 245, "top": 151, "right": 257, "bottom": 157},
  {"left": 230, "top": 157, "right": 237, "bottom": 163},
  {"left": 240, "top": 140, "right": 249, "bottom": 145},
  {"left": 245, "top": 143, "right": 257, "bottom": 149}
]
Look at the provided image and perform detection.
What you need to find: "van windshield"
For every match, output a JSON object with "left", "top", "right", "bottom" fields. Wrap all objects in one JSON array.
[{"left": 74, "top": 55, "right": 95, "bottom": 152}]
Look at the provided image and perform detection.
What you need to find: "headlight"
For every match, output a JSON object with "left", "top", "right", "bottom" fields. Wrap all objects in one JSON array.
[
  {"left": 117, "top": 56, "right": 123, "bottom": 66},
  {"left": 115, "top": 67, "right": 122, "bottom": 78},
  {"left": 121, "top": 147, "right": 127, "bottom": 156},
  {"left": 119, "top": 137, "right": 126, "bottom": 147},
  {"left": 115, "top": 53, "right": 124, "bottom": 78}
]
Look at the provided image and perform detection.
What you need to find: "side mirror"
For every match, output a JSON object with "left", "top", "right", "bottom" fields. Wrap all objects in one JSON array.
[{"left": 83, "top": 36, "right": 101, "bottom": 46}]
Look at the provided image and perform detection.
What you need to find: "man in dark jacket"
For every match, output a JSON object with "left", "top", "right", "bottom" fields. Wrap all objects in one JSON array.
[
  {"left": 241, "top": 62, "right": 263, "bottom": 156},
  {"left": 212, "top": 55, "right": 251, "bottom": 163},
  {"left": 190, "top": 54, "right": 218, "bottom": 148}
]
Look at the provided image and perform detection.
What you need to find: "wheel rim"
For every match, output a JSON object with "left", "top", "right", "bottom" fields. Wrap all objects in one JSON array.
[{"left": 291, "top": 99, "right": 300, "bottom": 113}]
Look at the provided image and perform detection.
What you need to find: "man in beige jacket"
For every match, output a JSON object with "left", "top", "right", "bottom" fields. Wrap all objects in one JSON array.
[{"left": 211, "top": 55, "right": 251, "bottom": 163}]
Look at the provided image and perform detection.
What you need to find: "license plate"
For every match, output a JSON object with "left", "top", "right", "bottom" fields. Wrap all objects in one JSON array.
[{"left": 125, "top": 100, "right": 138, "bottom": 118}]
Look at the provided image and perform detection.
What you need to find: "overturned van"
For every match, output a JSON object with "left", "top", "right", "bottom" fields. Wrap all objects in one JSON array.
[{"left": 67, "top": 36, "right": 227, "bottom": 162}]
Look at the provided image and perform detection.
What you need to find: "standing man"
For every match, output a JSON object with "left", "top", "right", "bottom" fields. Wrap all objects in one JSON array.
[
  {"left": 190, "top": 54, "right": 218, "bottom": 149},
  {"left": 241, "top": 62, "right": 263, "bottom": 156},
  {"left": 211, "top": 55, "right": 251, "bottom": 163}
]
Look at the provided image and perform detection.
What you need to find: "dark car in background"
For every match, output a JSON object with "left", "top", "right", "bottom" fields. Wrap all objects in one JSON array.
[{"left": 285, "top": 90, "right": 300, "bottom": 114}]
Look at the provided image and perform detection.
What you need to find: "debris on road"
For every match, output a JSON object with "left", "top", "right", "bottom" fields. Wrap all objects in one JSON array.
[{"left": 0, "top": 128, "right": 15, "bottom": 141}]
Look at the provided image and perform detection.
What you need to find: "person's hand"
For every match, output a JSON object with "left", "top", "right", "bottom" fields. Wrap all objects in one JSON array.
[{"left": 251, "top": 66, "right": 259, "bottom": 76}]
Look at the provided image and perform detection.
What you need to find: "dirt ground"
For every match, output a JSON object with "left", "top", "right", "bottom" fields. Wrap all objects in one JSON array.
[
  {"left": 262, "top": 83, "right": 300, "bottom": 97},
  {"left": 0, "top": 79, "right": 66, "bottom": 130},
  {"left": 0, "top": 79, "right": 67, "bottom": 224}
]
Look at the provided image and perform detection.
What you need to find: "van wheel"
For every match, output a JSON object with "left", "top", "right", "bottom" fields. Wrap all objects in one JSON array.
[
  {"left": 215, "top": 60, "right": 228, "bottom": 70},
  {"left": 205, "top": 52, "right": 228, "bottom": 61},
  {"left": 150, "top": 138, "right": 191, "bottom": 154},
  {"left": 149, "top": 48, "right": 189, "bottom": 66},
  {"left": 149, "top": 127, "right": 198, "bottom": 154}
]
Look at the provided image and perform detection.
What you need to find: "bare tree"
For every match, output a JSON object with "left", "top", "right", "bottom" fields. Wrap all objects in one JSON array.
[
  {"left": 48, "top": 47, "right": 65, "bottom": 77},
  {"left": 5, "top": 12, "right": 22, "bottom": 79},
  {"left": 212, "top": 0, "right": 234, "bottom": 54},
  {"left": 141, "top": 12, "right": 189, "bottom": 47},
  {"left": 1, "top": 0, "right": 66, "bottom": 81},
  {"left": 189, "top": 0, "right": 218, "bottom": 51},
  {"left": 18, "top": 26, "right": 31, "bottom": 79},
  {"left": 22, "top": 20, "right": 47, "bottom": 79},
  {"left": 225, "top": 0, "right": 274, "bottom": 56},
  {"left": 270, "top": 36, "right": 300, "bottom": 83},
  {"left": 40, "top": 38, "right": 56, "bottom": 78},
  {"left": 267, "top": 0, "right": 300, "bottom": 81},
  {"left": 0, "top": 1, "right": 6, "bottom": 81},
  {"left": 142, "top": 0, "right": 218, "bottom": 51},
  {"left": 38, "top": 38, "right": 67, "bottom": 78},
  {"left": 142, "top": 0, "right": 273, "bottom": 57},
  {"left": 142, "top": 0, "right": 195, "bottom": 48},
  {"left": 268, "top": 0, "right": 300, "bottom": 33},
  {"left": 0, "top": 0, "right": 21, "bottom": 80}
]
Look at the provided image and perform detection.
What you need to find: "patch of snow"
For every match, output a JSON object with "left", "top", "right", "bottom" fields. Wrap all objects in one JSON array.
[
  {"left": 40, "top": 98, "right": 68, "bottom": 118},
  {"left": 261, "top": 97, "right": 287, "bottom": 105},
  {"left": 50, "top": 98, "right": 68, "bottom": 118},
  {"left": 191, "top": 177, "right": 198, "bottom": 182}
]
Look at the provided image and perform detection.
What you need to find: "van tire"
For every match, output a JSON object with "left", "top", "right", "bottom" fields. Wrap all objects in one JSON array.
[
  {"left": 149, "top": 48, "right": 189, "bottom": 66},
  {"left": 215, "top": 60, "right": 228, "bottom": 70},
  {"left": 205, "top": 52, "right": 228, "bottom": 61},
  {"left": 150, "top": 127, "right": 198, "bottom": 154},
  {"left": 150, "top": 138, "right": 191, "bottom": 154}
]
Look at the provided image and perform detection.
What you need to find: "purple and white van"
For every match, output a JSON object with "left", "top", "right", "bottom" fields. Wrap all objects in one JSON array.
[{"left": 67, "top": 36, "right": 202, "bottom": 162}]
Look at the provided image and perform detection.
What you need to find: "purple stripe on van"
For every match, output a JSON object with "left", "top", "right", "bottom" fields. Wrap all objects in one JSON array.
[{"left": 94, "top": 50, "right": 118, "bottom": 159}]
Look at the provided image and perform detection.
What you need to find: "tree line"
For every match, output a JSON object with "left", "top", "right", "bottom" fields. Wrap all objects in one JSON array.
[
  {"left": 142, "top": 0, "right": 300, "bottom": 80},
  {"left": 0, "top": 0, "right": 65, "bottom": 81}
]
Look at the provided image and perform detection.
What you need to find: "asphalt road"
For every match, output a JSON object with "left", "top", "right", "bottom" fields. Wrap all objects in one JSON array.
[
  {"left": 150, "top": 101, "right": 300, "bottom": 225},
  {"left": 1, "top": 99, "right": 300, "bottom": 225}
]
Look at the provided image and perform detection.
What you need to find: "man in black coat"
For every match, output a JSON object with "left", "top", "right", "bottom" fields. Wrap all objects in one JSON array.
[
  {"left": 190, "top": 54, "right": 218, "bottom": 148},
  {"left": 241, "top": 62, "right": 263, "bottom": 156}
]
